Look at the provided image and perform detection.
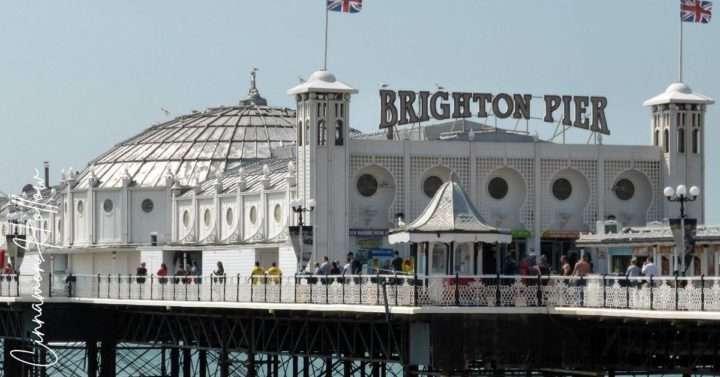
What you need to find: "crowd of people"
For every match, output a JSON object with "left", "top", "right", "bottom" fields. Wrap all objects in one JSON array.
[{"left": 304, "top": 251, "right": 414, "bottom": 276}]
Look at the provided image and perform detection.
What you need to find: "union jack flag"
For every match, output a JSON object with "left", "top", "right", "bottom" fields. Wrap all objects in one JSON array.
[
  {"left": 681, "top": 0, "right": 712, "bottom": 23},
  {"left": 327, "top": 0, "right": 362, "bottom": 14}
]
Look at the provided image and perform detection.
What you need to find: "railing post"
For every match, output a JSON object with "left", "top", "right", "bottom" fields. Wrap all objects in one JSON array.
[
  {"left": 49, "top": 272, "right": 53, "bottom": 298},
  {"left": 107, "top": 275, "right": 111, "bottom": 299},
  {"left": 249, "top": 275, "right": 253, "bottom": 303},
  {"left": 309, "top": 275, "right": 313, "bottom": 304},
  {"left": 625, "top": 275, "right": 630, "bottom": 309},
  {"left": 395, "top": 272, "right": 399, "bottom": 306},
  {"left": 495, "top": 272, "right": 501, "bottom": 307},
  {"left": 649, "top": 275, "right": 654, "bottom": 310},
  {"left": 15, "top": 274, "right": 19, "bottom": 297},
  {"left": 197, "top": 276, "right": 200, "bottom": 301},
  {"left": 278, "top": 273, "right": 282, "bottom": 303},
  {"left": 129, "top": 274, "right": 133, "bottom": 300},
  {"left": 223, "top": 274, "right": 227, "bottom": 301},
  {"left": 118, "top": 274, "right": 122, "bottom": 299},
  {"left": 536, "top": 274, "right": 542, "bottom": 307},
  {"left": 294, "top": 274, "right": 298, "bottom": 304},
  {"left": 674, "top": 274, "right": 679, "bottom": 311},
  {"left": 358, "top": 274, "right": 362, "bottom": 305},
  {"left": 236, "top": 274, "right": 240, "bottom": 303},
  {"left": 326, "top": 272, "right": 330, "bottom": 305},
  {"left": 376, "top": 273, "right": 380, "bottom": 305},
  {"left": 341, "top": 271, "right": 346, "bottom": 305},
  {"left": 264, "top": 273, "right": 268, "bottom": 303},
  {"left": 602, "top": 274, "right": 607, "bottom": 308},
  {"left": 580, "top": 275, "right": 584, "bottom": 307},
  {"left": 211, "top": 274, "right": 214, "bottom": 302},
  {"left": 413, "top": 271, "right": 418, "bottom": 307},
  {"left": 150, "top": 274, "right": 154, "bottom": 300},
  {"left": 701, "top": 274, "right": 705, "bottom": 311},
  {"left": 455, "top": 272, "right": 460, "bottom": 306}
]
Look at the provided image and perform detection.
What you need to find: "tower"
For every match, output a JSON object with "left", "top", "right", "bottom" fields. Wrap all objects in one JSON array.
[
  {"left": 288, "top": 70, "right": 357, "bottom": 262},
  {"left": 644, "top": 82, "right": 714, "bottom": 222}
]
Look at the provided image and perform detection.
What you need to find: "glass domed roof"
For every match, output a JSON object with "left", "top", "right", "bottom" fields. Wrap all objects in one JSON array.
[{"left": 75, "top": 72, "right": 296, "bottom": 189}]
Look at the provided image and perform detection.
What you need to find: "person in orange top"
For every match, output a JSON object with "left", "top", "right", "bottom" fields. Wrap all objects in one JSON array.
[{"left": 157, "top": 263, "right": 168, "bottom": 284}]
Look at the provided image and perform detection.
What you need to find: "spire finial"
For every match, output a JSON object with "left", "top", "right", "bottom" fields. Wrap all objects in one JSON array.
[
  {"left": 240, "top": 67, "right": 268, "bottom": 106},
  {"left": 250, "top": 67, "right": 258, "bottom": 91}
]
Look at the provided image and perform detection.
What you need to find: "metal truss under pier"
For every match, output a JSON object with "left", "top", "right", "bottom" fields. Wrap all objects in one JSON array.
[{"left": 0, "top": 303, "right": 717, "bottom": 376}]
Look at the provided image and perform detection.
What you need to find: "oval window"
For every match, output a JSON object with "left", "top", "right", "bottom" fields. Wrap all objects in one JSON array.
[
  {"left": 356, "top": 174, "right": 378, "bottom": 197},
  {"left": 182, "top": 210, "right": 190, "bottom": 227},
  {"left": 103, "top": 199, "right": 113, "bottom": 213},
  {"left": 488, "top": 177, "right": 509, "bottom": 200},
  {"left": 77, "top": 200, "right": 84, "bottom": 215},
  {"left": 203, "top": 209, "right": 212, "bottom": 226},
  {"left": 423, "top": 176, "right": 444, "bottom": 198},
  {"left": 226, "top": 208, "right": 234, "bottom": 226},
  {"left": 552, "top": 178, "right": 572, "bottom": 201},
  {"left": 141, "top": 199, "right": 154, "bottom": 213},
  {"left": 274, "top": 204, "right": 283, "bottom": 223},
  {"left": 613, "top": 179, "right": 635, "bottom": 201},
  {"left": 249, "top": 206, "right": 257, "bottom": 224}
]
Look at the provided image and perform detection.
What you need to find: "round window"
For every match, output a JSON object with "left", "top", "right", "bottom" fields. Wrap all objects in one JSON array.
[
  {"left": 552, "top": 178, "right": 572, "bottom": 201},
  {"left": 488, "top": 177, "right": 509, "bottom": 200},
  {"left": 274, "top": 204, "right": 283, "bottom": 222},
  {"left": 249, "top": 206, "right": 257, "bottom": 224},
  {"left": 141, "top": 199, "right": 154, "bottom": 213},
  {"left": 226, "top": 208, "right": 234, "bottom": 226},
  {"left": 423, "top": 176, "right": 444, "bottom": 198},
  {"left": 103, "top": 199, "right": 113, "bottom": 213},
  {"left": 356, "top": 174, "right": 378, "bottom": 197},
  {"left": 182, "top": 210, "right": 190, "bottom": 227},
  {"left": 77, "top": 200, "right": 84, "bottom": 215},
  {"left": 203, "top": 209, "right": 212, "bottom": 226},
  {"left": 613, "top": 179, "right": 635, "bottom": 201}
]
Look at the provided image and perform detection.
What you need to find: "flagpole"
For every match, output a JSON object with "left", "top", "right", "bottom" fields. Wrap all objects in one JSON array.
[
  {"left": 679, "top": 12, "right": 684, "bottom": 82},
  {"left": 323, "top": 2, "right": 329, "bottom": 71}
]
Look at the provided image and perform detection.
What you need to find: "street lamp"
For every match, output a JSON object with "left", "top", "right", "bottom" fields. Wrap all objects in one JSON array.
[
  {"left": 290, "top": 198, "right": 315, "bottom": 272},
  {"left": 664, "top": 184, "right": 700, "bottom": 275}
]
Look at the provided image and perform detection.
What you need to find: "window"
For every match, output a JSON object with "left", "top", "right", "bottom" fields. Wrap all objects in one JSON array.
[
  {"left": 203, "top": 209, "right": 212, "bottom": 226},
  {"left": 678, "top": 128, "right": 685, "bottom": 153},
  {"left": 335, "top": 120, "right": 344, "bottom": 146},
  {"left": 103, "top": 199, "right": 113, "bottom": 213},
  {"left": 663, "top": 129, "right": 669, "bottom": 153},
  {"left": 249, "top": 206, "right": 257, "bottom": 224},
  {"left": 357, "top": 174, "right": 378, "bottom": 197},
  {"left": 226, "top": 208, "right": 234, "bottom": 226},
  {"left": 274, "top": 204, "right": 283, "bottom": 223},
  {"left": 182, "top": 210, "right": 190, "bottom": 227},
  {"left": 423, "top": 176, "right": 444, "bottom": 198},
  {"left": 692, "top": 129, "right": 700, "bottom": 154},
  {"left": 77, "top": 200, "right": 84, "bottom": 215},
  {"left": 141, "top": 199, "right": 154, "bottom": 213},
  {"left": 552, "top": 178, "right": 572, "bottom": 201},
  {"left": 653, "top": 129, "right": 659, "bottom": 146},
  {"left": 431, "top": 244, "right": 447, "bottom": 274},
  {"left": 317, "top": 120, "right": 327, "bottom": 145},
  {"left": 487, "top": 177, "right": 509, "bottom": 200},
  {"left": 613, "top": 179, "right": 635, "bottom": 201},
  {"left": 297, "top": 121, "right": 303, "bottom": 146}
]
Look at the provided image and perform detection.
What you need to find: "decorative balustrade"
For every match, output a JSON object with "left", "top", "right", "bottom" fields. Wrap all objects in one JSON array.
[{"left": 3, "top": 273, "right": 720, "bottom": 312}]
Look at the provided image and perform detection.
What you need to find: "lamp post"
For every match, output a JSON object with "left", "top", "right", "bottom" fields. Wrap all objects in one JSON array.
[
  {"left": 663, "top": 184, "right": 700, "bottom": 276},
  {"left": 290, "top": 198, "right": 315, "bottom": 273}
]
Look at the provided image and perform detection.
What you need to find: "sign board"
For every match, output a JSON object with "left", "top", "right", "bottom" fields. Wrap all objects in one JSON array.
[{"left": 379, "top": 89, "right": 610, "bottom": 135}]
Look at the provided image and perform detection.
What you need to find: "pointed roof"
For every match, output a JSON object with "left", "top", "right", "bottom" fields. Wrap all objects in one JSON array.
[
  {"left": 643, "top": 82, "right": 715, "bottom": 107},
  {"left": 388, "top": 180, "right": 511, "bottom": 244}
]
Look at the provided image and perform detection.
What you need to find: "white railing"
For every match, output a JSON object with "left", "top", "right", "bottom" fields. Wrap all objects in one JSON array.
[{"left": 4, "top": 273, "right": 720, "bottom": 311}]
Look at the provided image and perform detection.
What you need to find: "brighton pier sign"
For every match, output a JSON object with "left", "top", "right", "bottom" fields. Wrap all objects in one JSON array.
[{"left": 379, "top": 90, "right": 610, "bottom": 135}]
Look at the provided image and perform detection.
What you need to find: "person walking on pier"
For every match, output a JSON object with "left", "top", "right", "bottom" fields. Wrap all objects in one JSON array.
[
  {"left": 266, "top": 262, "right": 281, "bottom": 284},
  {"left": 642, "top": 257, "right": 657, "bottom": 277},
  {"left": 136, "top": 262, "right": 147, "bottom": 284},
  {"left": 560, "top": 256, "right": 572, "bottom": 276},
  {"left": 391, "top": 251, "right": 403, "bottom": 272},
  {"left": 213, "top": 261, "right": 225, "bottom": 284},
  {"left": 157, "top": 263, "right": 168, "bottom": 284}
]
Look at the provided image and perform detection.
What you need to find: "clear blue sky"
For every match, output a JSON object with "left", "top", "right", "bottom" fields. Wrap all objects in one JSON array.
[{"left": 0, "top": 1, "right": 718, "bottom": 222}]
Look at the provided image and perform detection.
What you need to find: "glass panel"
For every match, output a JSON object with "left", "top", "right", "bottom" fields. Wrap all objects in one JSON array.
[{"left": 431, "top": 244, "right": 447, "bottom": 274}]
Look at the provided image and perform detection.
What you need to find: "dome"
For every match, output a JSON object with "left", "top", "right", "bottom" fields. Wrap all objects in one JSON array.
[
  {"left": 74, "top": 74, "right": 296, "bottom": 189},
  {"left": 665, "top": 82, "right": 692, "bottom": 94},
  {"left": 308, "top": 70, "right": 337, "bottom": 83}
]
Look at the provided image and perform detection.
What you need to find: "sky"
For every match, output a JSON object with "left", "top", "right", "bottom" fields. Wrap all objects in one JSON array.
[{"left": 0, "top": 1, "right": 718, "bottom": 222}]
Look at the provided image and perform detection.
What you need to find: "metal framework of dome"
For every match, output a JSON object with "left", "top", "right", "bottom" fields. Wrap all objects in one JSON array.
[
  {"left": 388, "top": 179, "right": 512, "bottom": 244},
  {"left": 74, "top": 71, "right": 296, "bottom": 189}
]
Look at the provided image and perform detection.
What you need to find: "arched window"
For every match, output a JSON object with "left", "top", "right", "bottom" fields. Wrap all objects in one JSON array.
[
  {"left": 335, "top": 120, "right": 344, "bottom": 146},
  {"left": 653, "top": 129, "right": 659, "bottom": 146},
  {"left": 317, "top": 120, "right": 327, "bottom": 145},
  {"left": 297, "top": 120, "right": 303, "bottom": 146},
  {"left": 663, "top": 129, "right": 669, "bottom": 153},
  {"left": 692, "top": 128, "right": 700, "bottom": 154},
  {"left": 678, "top": 128, "right": 685, "bottom": 153}
]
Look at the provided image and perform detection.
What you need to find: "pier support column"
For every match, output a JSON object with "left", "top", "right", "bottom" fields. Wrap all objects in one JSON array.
[
  {"left": 325, "top": 357, "right": 332, "bottom": 377},
  {"left": 219, "top": 348, "right": 230, "bottom": 377},
  {"left": 87, "top": 340, "right": 98, "bottom": 377},
  {"left": 246, "top": 351, "right": 255, "bottom": 377},
  {"left": 303, "top": 356, "right": 310, "bottom": 377},
  {"left": 99, "top": 339, "right": 116, "bottom": 377},
  {"left": 182, "top": 349, "right": 192, "bottom": 377},
  {"left": 170, "top": 348, "right": 179, "bottom": 377},
  {"left": 4, "top": 339, "right": 28, "bottom": 377},
  {"left": 198, "top": 350, "right": 207, "bottom": 377}
]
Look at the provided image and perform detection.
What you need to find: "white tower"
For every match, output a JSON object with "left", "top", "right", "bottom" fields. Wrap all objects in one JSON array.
[
  {"left": 288, "top": 70, "right": 357, "bottom": 262},
  {"left": 644, "top": 82, "right": 714, "bottom": 222}
]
